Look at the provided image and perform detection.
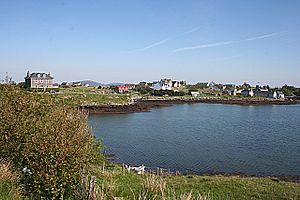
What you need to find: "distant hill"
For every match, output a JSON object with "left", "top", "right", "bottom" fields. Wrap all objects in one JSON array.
[{"left": 72, "top": 80, "right": 124, "bottom": 87}]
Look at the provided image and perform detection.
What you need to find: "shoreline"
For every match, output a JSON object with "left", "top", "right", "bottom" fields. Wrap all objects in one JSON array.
[
  {"left": 110, "top": 160, "right": 300, "bottom": 183},
  {"left": 83, "top": 97, "right": 299, "bottom": 114},
  {"left": 87, "top": 97, "right": 300, "bottom": 183}
]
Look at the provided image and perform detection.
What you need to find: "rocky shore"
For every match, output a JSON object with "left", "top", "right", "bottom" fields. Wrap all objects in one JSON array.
[{"left": 82, "top": 97, "right": 299, "bottom": 114}]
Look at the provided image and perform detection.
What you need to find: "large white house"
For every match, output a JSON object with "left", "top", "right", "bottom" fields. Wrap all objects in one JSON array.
[
  {"left": 25, "top": 71, "right": 54, "bottom": 89},
  {"left": 152, "top": 78, "right": 186, "bottom": 91},
  {"left": 152, "top": 79, "right": 172, "bottom": 90}
]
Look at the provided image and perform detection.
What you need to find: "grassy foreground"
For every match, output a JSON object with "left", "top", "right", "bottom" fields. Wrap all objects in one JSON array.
[
  {"left": 1, "top": 163, "right": 300, "bottom": 199},
  {"left": 92, "top": 165, "right": 300, "bottom": 200}
]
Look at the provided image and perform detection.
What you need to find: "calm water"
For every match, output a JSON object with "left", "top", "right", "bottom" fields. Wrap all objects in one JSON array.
[{"left": 89, "top": 103, "right": 300, "bottom": 176}]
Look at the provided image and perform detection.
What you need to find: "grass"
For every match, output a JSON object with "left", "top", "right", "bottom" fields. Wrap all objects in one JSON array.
[
  {"left": 0, "top": 161, "right": 21, "bottom": 200},
  {"left": 94, "top": 164, "right": 300, "bottom": 200},
  {"left": 52, "top": 86, "right": 131, "bottom": 106},
  {"left": 3, "top": 155, "right": 299, "bottom": 200},
  {"left": 55, "top": 93, "right": 130, "bottom": 106}
]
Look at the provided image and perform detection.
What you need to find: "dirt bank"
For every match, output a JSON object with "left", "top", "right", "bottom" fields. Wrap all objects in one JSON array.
[{"left": 82, "top": 97, "right": 299, "bottom": 114}]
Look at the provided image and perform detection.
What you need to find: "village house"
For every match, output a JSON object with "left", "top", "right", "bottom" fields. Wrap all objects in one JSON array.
[
  {"left": 277, "top": 91, "right": 285, "bottom": 99},
  {"left": 222, "top": 89, "right": 234, "bottom": 96},
  {"left": 125, "top": 84, "right": 136, "bottom": 90},
  {"left": 172, "top": 81, "right": 181, "bottom": 88},
  {"left": 241, "top": 89, "right": 254, "bottom": 97},
  {"left": 24, "top": 71, "right": 54, "bottom": 89},
  {"left": 222, "top": 84, "right": 236, "bottom": 90},
  {"left": 208, "top": 85, "right": 221, "bottom": 92},
  {"left": 191, "top": 91, "right": 200, "bottom": 97},
  {"left": 253, "top": 85, "right": 278, "bottom": 98},
  {"left": 152, "top": 78, "right": 186, "bottom": 91},
  {"left": 152, "top": 78, "right": 173, "bottom": 90},
  {"left": 207, "top": 81, "right": 216, "bottom": 87},
  {"left": 116, "top": 85, "right": 129, "bottom": 93},
  {"left": 60, "top": 82, "right": 70, "bottom": 87}
]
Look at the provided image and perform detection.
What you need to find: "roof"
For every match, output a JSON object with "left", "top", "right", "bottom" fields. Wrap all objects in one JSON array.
[
  {"left": 27, "top": 72, "right": 53, "bottom": 79},
  {"left": 117, "top": 86, "right": 129, "bottom": 90}
]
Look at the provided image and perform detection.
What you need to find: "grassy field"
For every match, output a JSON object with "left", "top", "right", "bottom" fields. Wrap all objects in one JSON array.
[
  {"left": 93, "top": 164, "right": 300, "bottom": 200},
  {"left": 53, "top": 86, "right": 131, "bottom": 106},
  {"left": 2, "top": 163, "right": 299, "bottom": 199},
  {"left": 54, "top": 93, "right": 130, "bottom": 106}
]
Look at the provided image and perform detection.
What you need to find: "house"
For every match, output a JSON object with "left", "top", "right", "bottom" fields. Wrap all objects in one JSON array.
[
  {"left": 207, "top": 81, "right": 216, "bottom": 87},
  {"left": 222, "top": 89, "right": 237, "bottom": 96},
  {"left": 24, "top": 71, "right": 54, "bottom": 89},
  {"left": 191, "top": 91, "right": 200, "bottom": 97},
  {"left": 277, "top": 91, "right": 285, "bottom": 99},
  {"left": 116, "top": 85, "right": 129, "bottom": 93},
  {"left": 139, "top": 81, "right": 147, "bottom": 86},
  {"left": 254, "top": 86, "right": 277, "bottom": 98},
  {"left": 208, "top": 85, "right": 221, "bottom": 91},
  {"left": 222, "top": 84, "right": 235, "bottom": 90},
  {"left": 241, "top": 82, "right": 251, "bottom": 89},
  {"left": 152, "top": 78, "right": 173, "bottom": 90},
  {"left": 61, "top": 82, "right": 70, "bottom": 87},
  {"left": 71, "top": 82, "right": 82, "bottom": 87},
  {"left": 241, "top": 89, "right": 254, "bottom": 97},
  {"left": 172, "top": 81, "right": 181, "bottom": 88},
  {"left": 125, "top": 84, "right": 136, "bottom": 90},
  {"left": 255, "top": 90, "right": 277, "bottom": 98},
  {"left": 52, "top": 83, "right": 59, "bottom": 88}
]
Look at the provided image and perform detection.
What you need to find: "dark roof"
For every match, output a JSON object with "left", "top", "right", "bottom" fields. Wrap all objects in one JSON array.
[{"left": 28, "top": 73, "right": 53, "bottom": 79}]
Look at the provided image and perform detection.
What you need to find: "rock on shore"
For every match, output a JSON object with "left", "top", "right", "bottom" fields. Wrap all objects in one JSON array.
[{"left": 82, "top": 97, "right": 299, "bottom": 114}]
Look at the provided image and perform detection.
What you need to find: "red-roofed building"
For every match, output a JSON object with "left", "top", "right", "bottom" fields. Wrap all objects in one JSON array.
[{"left": 116, "top": 85, "right": 129, "bottom": 93}]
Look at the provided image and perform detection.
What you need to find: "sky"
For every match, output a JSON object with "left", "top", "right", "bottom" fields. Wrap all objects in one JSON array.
[{"left": 0, "top": 0, "right": 300, "bottom": 87}]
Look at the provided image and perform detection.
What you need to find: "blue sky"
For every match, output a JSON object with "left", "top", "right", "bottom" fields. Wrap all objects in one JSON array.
[{"left": 0, "top": 0, "right": 299, "bottom": 86}]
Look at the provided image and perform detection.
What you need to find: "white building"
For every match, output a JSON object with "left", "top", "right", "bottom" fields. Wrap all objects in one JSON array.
[
  {"left": 152, "top": 78, "right": 173, "bottom": 90},
  {"left": 191, "top": 91, "right": 200, "bottom": 97},
  {"left": 277, "top": 91, "right": 285, "bottom": 99},
  {"left": 24, "top": 71, "right": 54, "bottom": 89}
]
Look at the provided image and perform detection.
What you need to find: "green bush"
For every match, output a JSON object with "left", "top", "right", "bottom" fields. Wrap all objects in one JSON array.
[
  {"left": 0, "top": 85, "right": 104, "bottom": 199},
  {"left": 153, "top": 90, "right": 186, "bottom": 96}
]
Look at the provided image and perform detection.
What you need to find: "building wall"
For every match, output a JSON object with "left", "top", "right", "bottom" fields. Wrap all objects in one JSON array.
[{"left": 26, "top": 77, "right": 53, "bottom": 88}]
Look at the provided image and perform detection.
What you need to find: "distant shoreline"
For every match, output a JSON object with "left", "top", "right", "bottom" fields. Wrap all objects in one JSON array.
[{"left": 83, "top": 97, "right": 300, "bottom": 114}]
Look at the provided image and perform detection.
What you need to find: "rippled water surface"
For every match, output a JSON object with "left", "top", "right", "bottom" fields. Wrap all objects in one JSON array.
[{"left": 89, "top": 103, "right": 300, "bottom": 176}]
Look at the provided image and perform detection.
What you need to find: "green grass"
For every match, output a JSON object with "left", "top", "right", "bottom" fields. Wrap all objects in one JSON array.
[
  {"left": 0, "top": 181, "right": 20, "bottom": 200},
  {"left": 54, "top": 93, "right": 130, "bottom": 106},
  {"left": 95, "top": 165, "right": 300, "bottom": 200},
  {"left": 2, "top": 159, "right": 299, "bottom": 200},
  {"left": 0, "top": 162, "right": 21, "bottom": 200},
  {"left": 51, "top": 86, "right": 131, "bottom": 106}
]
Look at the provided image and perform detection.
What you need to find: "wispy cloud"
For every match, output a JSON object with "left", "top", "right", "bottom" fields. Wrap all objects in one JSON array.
[
  {"left": 127, "top": 27, "right": 200, "bottom": 53},
  {"left": 129, "top": 38, "right": 170, "bottom": 53},
  {"left": 181, "top": 27, "right": 201, "bottom": 35},
  {"left": 245, "top": 32, "right": 283, "bottom": 41},
  {"left": 174, "top": 41, "right": 233, "bottom": 52},
  {"left": 173, "top": 31, "right": 286, "bottom": 52}
]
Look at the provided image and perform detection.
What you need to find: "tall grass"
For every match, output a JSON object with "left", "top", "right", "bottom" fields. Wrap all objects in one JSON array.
[{"left": 0, "top": 160, "right": 21, "bottom": 199}]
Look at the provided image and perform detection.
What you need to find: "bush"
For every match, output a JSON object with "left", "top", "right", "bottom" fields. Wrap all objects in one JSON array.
[
  {"left": 152, "top": 90, "right": 186, "bottom": 96},
  {"left": 0, "top": 85, "right": 104, "bottom": 199}
]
